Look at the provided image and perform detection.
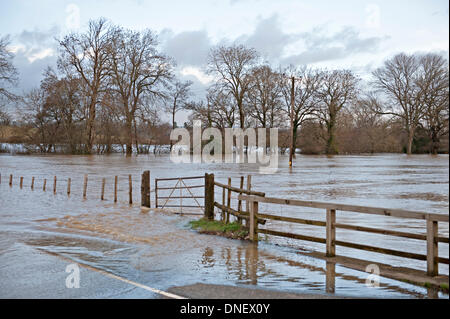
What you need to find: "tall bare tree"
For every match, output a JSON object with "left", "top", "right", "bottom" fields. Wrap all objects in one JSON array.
[
  {"left": 107, "top": 27, "right": 173, "bottom": 156},
  {"left": 246, "top": 65, "right": 284, "bottom": 128},
  {"left": 281, "top": 66, "right": 321, "bottom": 152},
  {"left": 207, "top": 44, "right": 259, "bottom": 129},
  {"left": 165, "top": 80, "right": 193, "bottom": 129},
  {"left": 58, "top": 18, "right": 112, "bottom": 154},
  {"left": 417, "top": 54, "right": 449, "bottom": 154},
  {"left": 0, "top": 35, "right": 18, "bottom": 104},
  {"left": 315, "top": 69, "right": 359, "bottom": 155},
  {"left": 40, "top": 68, "right": 84, "bottom": 153},
  {"left": 372, "top": 53, "right": 427, "bottom": 155}
]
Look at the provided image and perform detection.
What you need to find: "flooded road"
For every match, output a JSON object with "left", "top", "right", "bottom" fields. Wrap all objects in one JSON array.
[{"left": 0, "top": 154, "right": 448, "bottom": 298}]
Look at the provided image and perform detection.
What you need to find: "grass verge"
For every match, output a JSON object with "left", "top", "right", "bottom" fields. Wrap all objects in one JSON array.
[{"left": 189, "top": 218, "right": 249, "bottom": 240}]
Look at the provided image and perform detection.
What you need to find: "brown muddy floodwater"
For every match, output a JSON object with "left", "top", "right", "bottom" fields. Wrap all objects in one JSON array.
[{"left": 0, "top": 153, "right": 448, "bottom": 298}]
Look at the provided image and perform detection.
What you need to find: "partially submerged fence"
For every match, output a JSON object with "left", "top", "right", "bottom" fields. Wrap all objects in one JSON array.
[
  {"left": 2, "top": 172, "right": 139, "bottom": 205},
  {"left": 3, "top": 171, "right": 449, "bottom": 278},
  {"left": 237, "top": 194, "right": 449, "bottom": 277}
]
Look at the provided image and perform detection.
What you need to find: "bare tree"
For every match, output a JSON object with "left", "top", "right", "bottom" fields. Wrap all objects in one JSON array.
[
  {"left": 58, "top": 18, "right": 112, "bottom": 154},
  {"left": 372, "top": 53, "right": 428, "bottom": 155},
  {"left": 206, "top": 86, "right": 236, "bottom": 130},
  {"left": 164, "top": 79, "right": 193, "bottom": 141},
  {"left": 315, "top": 69, "right": 359, "bottom": 155},
  {"left": 207, "top": 44, "right": 259, "bottom": 129},
  {"left": 107, "top": 27, "right": 173, "bottom": 156},
  {"left": 417, "top": 54, "right": 449, "bottom": 154},
  {"left": 40, "top": 68, "right": 85, "bottom": 153},
  {"left": 0, "top": 35, "right": 18, "bottom": 104},
  {"left": 281, "top": 66, "right": 321, "bottom": 152},
  {"left": 246, "top": 65, "right": 284, "bottom": 128}
]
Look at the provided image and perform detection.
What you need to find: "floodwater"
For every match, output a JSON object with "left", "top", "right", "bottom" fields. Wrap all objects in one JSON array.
[{"left": 0, "top": 153, "right": 448, "bottom": 299}]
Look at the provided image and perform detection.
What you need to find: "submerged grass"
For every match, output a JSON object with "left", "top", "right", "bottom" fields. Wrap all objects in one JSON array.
[{"left": 189, "top": 219, "right": 249, "bottom": 240}]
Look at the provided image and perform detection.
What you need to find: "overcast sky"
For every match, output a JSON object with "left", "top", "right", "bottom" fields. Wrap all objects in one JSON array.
[{"left": 1, "top": 0, "right": 448, "bottom": 123}]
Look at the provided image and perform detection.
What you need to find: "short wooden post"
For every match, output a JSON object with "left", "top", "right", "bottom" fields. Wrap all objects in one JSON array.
[
  {"left": 67, "top": 178, "right": 71, "bottom": 195},
  {"left": 9, "top": 174, "right": 13, "bottom": 186},
  {"left": 141, "top": 170, "right": 150, "bottom": 208},
  {"left": 31, "top": 177, "right": 35, "bottom": 190},
  {"left": 114, "top": 176, "right": 118, "bottom": 203},
  {"left": 326, "top": 261, "right": 336, "bottom": 293},
  {"left": 427, "top": 220, "right": 438, "bottom": 276},
  {"left": 43, "top": 179, "right": 47, "bottom": 191},
  {"left": 83, "top": 174, "right": 88, "bottom": 199},
  {"left": 20, "top": 177, "right": 23, "bottom": 189},
  {"left": 249, "top": 199, "right": 259, "bottom": 242},
  {"left": 226, "top": 178, "right": 232, "bottom": 224},
  {"left": 128, "top": 174, "right": 132, "bottom": 205},
  {"left": 204, "top": 173, "right": 215, "bottom": 220},
  {"left": 53, "top": 176, "right": 57, "bottom": 194},
  {"left": 101, "top": 178, "right": 106, "bottom": 200},
  {"left": 326, "top": 209, "right": 336, "bottom": 257}
]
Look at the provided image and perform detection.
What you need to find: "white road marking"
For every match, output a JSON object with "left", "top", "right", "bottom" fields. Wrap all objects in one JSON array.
[{"left": 39, "top": 248, "right": 186, "bottom": 299}]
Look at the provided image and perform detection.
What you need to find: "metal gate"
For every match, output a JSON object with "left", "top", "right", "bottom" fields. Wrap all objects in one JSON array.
[{"left": 155, "top": 176, "right": 205, "bottom": 214}]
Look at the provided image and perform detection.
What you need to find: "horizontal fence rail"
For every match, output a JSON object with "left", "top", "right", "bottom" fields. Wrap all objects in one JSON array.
[{"left": 238, "top": 195, "right": 449, "bottom": 277}]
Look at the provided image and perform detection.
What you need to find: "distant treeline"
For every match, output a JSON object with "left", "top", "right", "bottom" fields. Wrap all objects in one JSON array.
[{"left": 0, "top": 19, "right": 448, "bottom": 155}]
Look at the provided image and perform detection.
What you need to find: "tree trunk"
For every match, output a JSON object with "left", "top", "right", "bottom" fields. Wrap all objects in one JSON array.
[
  {"left": 406, "top": 128, "right": 414, "bottom": 155},
  {"left": 238, "top": 100, "right": 245, "bottom": 129},
  {"left": 430, "top": 127, "right": 440, "bottom": 155},
  {"left": 134, "top": 119, "right": 139, "bottom": 155},
  {"left": 126, "top": 117, "right": 133, "bottom": 157},
  {"left": 326, "top": 116, "right": 338, "bottom": 155},
  {"left": 85, "top": 98, "right": 97, "bottom": 154}
]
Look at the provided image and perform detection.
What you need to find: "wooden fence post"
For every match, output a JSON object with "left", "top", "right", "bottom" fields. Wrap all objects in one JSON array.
[
  {"left": 114, "top": 176, "right": 118, "bottom": 203},
  {"left": 221, "top": 186, "right": 226, "bottom": 221},
  {"left": 53, "top": 176, "right": 57, "bottom": 194},
  {"left": 326, "top": 209, "right": 336, "bottom": 257},
  {"left": 101, "top": 178, "right": 106, "bottom": 200},
  {"left": 67, "top": 178, "right": 71, "bottom": 195},
  {"left": 20, "top": 177, "right": 23, "bottom": 189},
  {"left": 141, "top": 170, "right": 151, "bottom": 208},
  {"left": 9, "top": 174, "right": 12, "bottom": 186},
  {"left": 237, "top": 176, "right": 244, "bottom": 224},
  {"left": 31, "top": 177, "right": 35, "bottom": 190},
  {"left": 128, "top": 174, "right": 133, "bottom": 205},
  {"left": 155, "top": 179, "right": 158, "bottom": 208},
  {"left": 427, "top": 220, "right": 438, "bottom": 276},
  {"left": 43, "top": 179, "right": 47, "bottom": 191},
  {"left": 83, "top": 174, "right": 88, "bottom": 199},
  {"left": 204, "top": 173, "right": 215, "bottom": 220},
  {"left": 249, "top": 199, "right": 259, "bottom": 242},
  {"left": 226, "top": 178, "right": 232, "bottom": 224},
  {"left": 245, "top": 175, "right": 252, "bottom": 227}
]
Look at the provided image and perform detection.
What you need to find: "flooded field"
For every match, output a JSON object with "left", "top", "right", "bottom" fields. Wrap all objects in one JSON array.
[{"left": 0, "top": 153, "right": 448, "bottom": 298}]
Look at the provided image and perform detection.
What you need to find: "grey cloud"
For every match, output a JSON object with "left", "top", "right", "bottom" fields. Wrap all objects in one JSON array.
[
  {"left": 11, "top": 27, "right": 60, "bottom": 93},
  {"left": 282, "top": 26, "right": 388, "bottom": 66},
  {"left": 17, "top": 26, "right": 60, "bottom": 47},
  {"left": 236, "top": 14, "right": 295, "bottom": 61},
  {"left": 162, "top": 30, "right": 212, "bottom": 67}
]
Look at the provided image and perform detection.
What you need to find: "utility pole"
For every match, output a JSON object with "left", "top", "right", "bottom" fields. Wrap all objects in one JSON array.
[{"left": 289, "top": 76, "right": 295, "bottom": 168}]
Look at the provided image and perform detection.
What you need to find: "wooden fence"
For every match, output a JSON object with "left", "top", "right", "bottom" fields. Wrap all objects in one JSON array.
[
  {"left": 238, "top": 194, "right": 449, "bottom": 277},
  {"left": 2, "top": 172, "right": 139, "bottom": 205}
]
